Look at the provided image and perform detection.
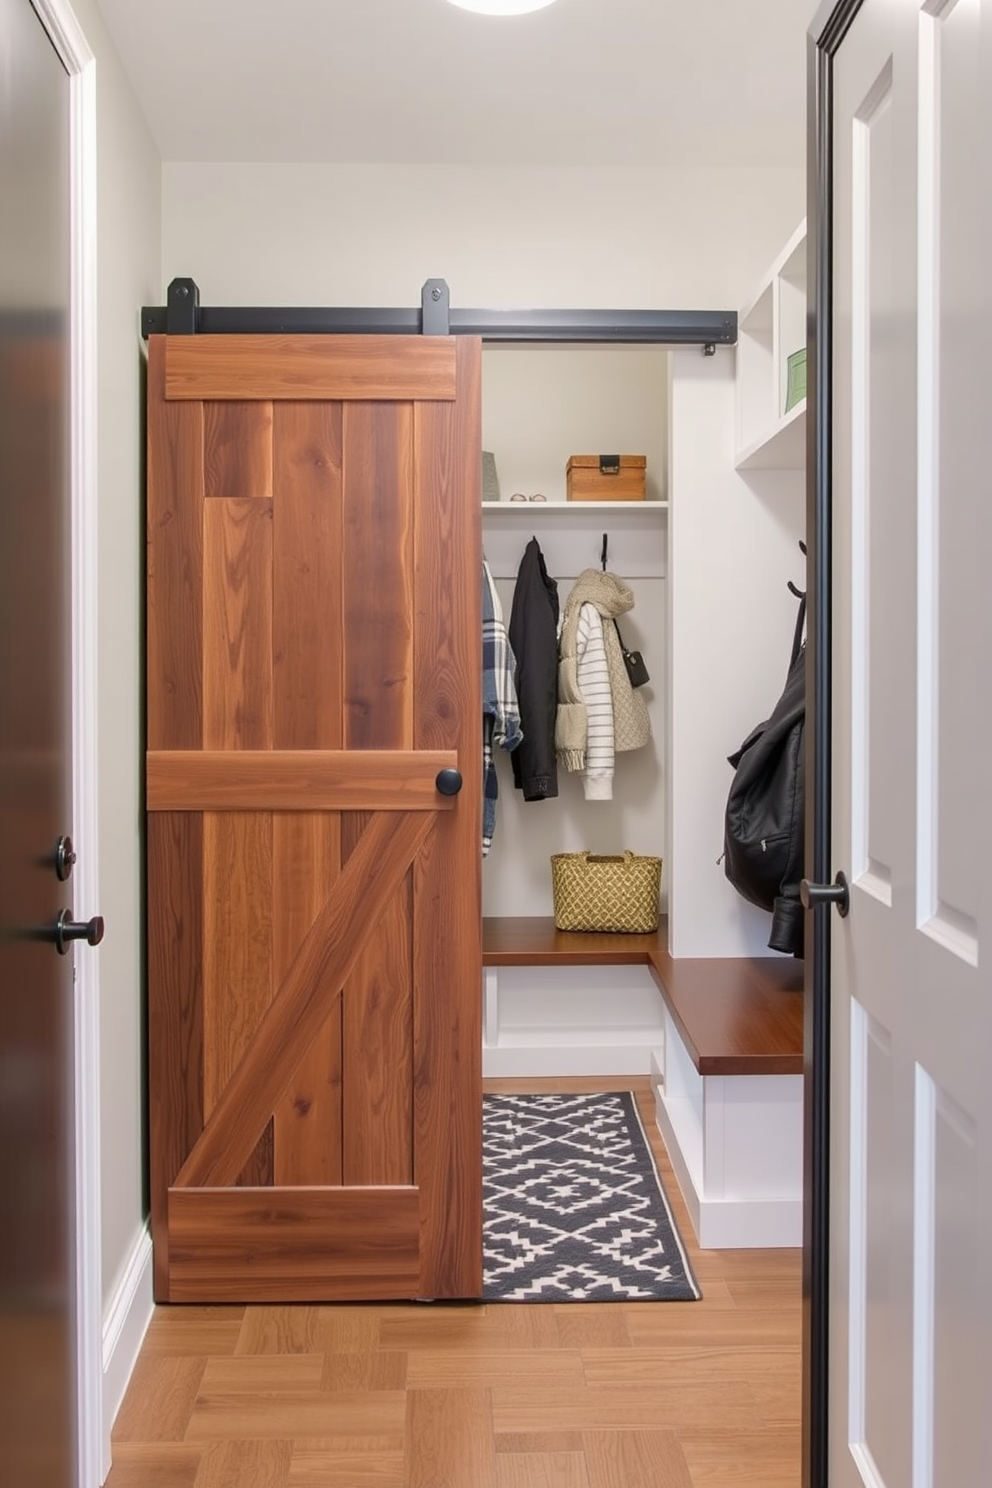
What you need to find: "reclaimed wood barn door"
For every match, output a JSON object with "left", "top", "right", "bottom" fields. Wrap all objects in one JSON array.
[{"left": 146, "top": 332, "right": 482, "bottom": 1303}]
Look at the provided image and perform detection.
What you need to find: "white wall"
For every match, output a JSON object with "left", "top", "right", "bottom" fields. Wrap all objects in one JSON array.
[
  {"left": 70, "top": 0, "right": 161, "bottom": 1307},
  {"left": 161, "top": 162, "right": 803, "bottom": 312},
  {"left": 668, "top": 346, "right": 805, "bottom": 956}
]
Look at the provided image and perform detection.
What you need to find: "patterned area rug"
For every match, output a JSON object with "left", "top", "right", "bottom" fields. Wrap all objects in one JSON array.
[{"left": 483, "top": 1090, "right": 701, "bottom": 1302}]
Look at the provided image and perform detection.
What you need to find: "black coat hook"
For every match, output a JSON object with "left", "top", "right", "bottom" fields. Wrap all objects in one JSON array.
[
  {"left": 601, "top": 534, "right": 608, "bottom": 571},
  {"left": 788, "top": 538, "right": 807, "bottom": 599}
]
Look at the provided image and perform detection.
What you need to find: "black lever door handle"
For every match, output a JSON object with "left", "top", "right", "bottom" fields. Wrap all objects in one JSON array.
[
  {"left": 52, "top": 910, "right": 105, "bottom": 955},
  {"left": 435, "top": 768, "right": 463, "bottom": 797},
  {"left": 799, "top": 872, "right": 850, "bottom": 917}
]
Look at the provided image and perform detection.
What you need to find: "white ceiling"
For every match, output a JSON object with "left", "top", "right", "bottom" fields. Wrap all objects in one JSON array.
[{"left": 93, "top": 0, "right": 814, "bottom": 169}]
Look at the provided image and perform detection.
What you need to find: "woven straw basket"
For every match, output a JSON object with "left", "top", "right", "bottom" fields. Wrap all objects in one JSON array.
[{"left": 550, "top": 850, "right": 662, "bottom": 934}]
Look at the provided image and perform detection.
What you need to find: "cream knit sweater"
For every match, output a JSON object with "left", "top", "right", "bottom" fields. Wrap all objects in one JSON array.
[
  {"left": 556, "top": 569, "right": 650, "bottom": 796},
  {"left": 572, "top": 603, "right": 614, "bottom": 799}
]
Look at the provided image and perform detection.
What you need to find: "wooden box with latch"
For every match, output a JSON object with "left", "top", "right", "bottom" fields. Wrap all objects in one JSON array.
[{"left": 565, "top": 454, "right": 647, "bottom": 501}]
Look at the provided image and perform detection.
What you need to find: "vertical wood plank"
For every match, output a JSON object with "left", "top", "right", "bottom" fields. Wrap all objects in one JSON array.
[
  {"left": 271, "top": 402, "right": 343, "bottom": 750},
  {"left": 203, "top": 499, "right": 274, "bottom": 750},
  {"left": 202, "top": 812, "right": 274, "bottom": 1122},
  {"left": 270, "top": 401, "right": 346, "bottom": 1184},
  {"left": 341, "top": 402, "right": 414, "bottom": 749},
  {"left": 147, "top": 812, "right": 203, "bottom": 1302},
  {"left": 340, "top": 814, "right": 414, "bottom": 1187},
  {"left": 413, "top": 336, "right": 484, "bottom": 1297},
  {"left": 269, "top": 404, "right": 348, "bottom": 1184},
  {"left": 341, "top": 871, "right": 414, "bottom": 1185},
  {"left": 338, "top": 404, "right": 416, "bottom": 1188},
  {"left": 203, "top": 401, "right": 274, "bottom": 499},
  {"left": 272, "top": 812, "right": 344, "bottom": 1186},
  {"left": 147, "top": 337, "right": 203, "bottom": 750}
]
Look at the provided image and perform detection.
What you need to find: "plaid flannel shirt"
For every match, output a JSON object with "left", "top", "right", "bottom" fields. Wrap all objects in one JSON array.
[{"left": 482, "top": 560, "right": 523, "bottom": 856}]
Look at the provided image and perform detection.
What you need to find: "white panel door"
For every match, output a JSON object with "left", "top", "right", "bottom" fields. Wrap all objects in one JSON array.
[{"left": 830, "top": 2, "right": 991, "bottom": 1486}]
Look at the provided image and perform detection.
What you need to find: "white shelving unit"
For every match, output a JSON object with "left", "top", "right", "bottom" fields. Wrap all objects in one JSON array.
[
  {"left": 483, "top": 501, "right": 668, "bottom": 514},
  {"left": 480, "top": 485, "right": 668, "bottom": 1073},
  {"left": 734, "top": 220, "right": 807, "bottom": 470},
  {"left": 479, "top": 342, "right": 669, "bottom": 1072},
  {"left": 482, "top": 500, "right": 667, "bottom": 583}
]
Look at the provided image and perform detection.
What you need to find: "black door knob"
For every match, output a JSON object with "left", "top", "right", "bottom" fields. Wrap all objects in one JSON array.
[
  {"left": 435, "top": 768, "right": 463, "bottom": 797},
  {"left": 52, "top": 910, "right": 105, "bottom": 955},
  {"left": 799, "top": 872, "right": 850, "bottom": 917},
  {"left": 55, "top": 835, "right": 76, "bottom": 882}
]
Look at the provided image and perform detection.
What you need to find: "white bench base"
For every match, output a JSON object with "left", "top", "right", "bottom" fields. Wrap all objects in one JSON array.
[
  {"left": 651, "top": 1006, "right": 803, "bottom": 1250},
  {"left": 481, "top": 964, "right": 664, "bottom": 1079}
]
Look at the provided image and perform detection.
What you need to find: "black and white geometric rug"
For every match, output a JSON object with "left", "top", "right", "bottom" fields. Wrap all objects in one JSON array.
[{"left": 482, "top": 1090, "right": 701, "bottom": 1302}]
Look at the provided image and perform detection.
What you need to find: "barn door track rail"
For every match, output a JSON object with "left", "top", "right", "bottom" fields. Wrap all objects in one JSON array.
[{"left": 141, "top": 277, "right": 737, "bottom": 349}]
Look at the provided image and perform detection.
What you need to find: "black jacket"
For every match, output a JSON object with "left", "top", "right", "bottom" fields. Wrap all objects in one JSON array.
[
  {"left": 724, "top": 595, "right": 806, "bottom": 956},
  {"left": 508, "top": 538, "right": 559, "bottom": 801}
]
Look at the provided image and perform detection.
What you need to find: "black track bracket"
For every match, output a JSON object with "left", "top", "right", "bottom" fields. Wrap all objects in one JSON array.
[
  {"left": 421, "top": 279, "right": 450, "bottom": 335},
  {"left": 165, "top": 278, "right": 199, "bottom": 335}
]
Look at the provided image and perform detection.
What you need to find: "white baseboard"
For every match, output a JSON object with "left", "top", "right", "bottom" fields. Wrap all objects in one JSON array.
[
  {"left": 101, "top": 1224, "right": 154, "bottom": 1482},
  {"left": 695, "top": 1192, "right": 802, "bottom": 1250}
]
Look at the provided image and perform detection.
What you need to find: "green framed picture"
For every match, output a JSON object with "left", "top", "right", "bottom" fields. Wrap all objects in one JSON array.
[{"left": 785, "top": 348, "right": 807, "bottom": 413}]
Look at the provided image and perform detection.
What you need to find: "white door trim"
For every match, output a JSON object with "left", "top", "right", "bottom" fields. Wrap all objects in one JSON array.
[
  {"left": 101, "top": 1224, "right": 153, "bottom": 1462},
  {"left": 29, "top": 2, "right": 101, "bottom": 1484}
]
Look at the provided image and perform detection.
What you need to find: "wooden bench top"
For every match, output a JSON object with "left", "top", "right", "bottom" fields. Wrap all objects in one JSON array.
[{"left": 482, "top": 916, "right": 804, "bottom": 1078}]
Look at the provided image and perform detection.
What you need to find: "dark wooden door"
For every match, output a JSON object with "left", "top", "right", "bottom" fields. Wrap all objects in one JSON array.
[
  {"left": 0, "top": 0, "right": 74, "bottom": 1480},
  {"left": 147, "top": 331, "right": 483, "bottom": 1302}
]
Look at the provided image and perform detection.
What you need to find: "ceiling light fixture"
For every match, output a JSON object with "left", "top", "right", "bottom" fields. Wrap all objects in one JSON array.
[{"left": 446, "top": 0, "right": 558, "bottom": 15}]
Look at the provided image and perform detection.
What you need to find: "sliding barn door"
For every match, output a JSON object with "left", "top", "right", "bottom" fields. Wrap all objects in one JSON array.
[{"left": 146, "top": 333, "right": 482, "bottom": 1303}]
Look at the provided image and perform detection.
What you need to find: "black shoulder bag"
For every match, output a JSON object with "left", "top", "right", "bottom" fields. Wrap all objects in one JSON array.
[
  {"left": 723, "top": 590, "right": 806, "bottom": 957},
  {"left": 614, "top": 620, "right": 650, "bottom": 688}
]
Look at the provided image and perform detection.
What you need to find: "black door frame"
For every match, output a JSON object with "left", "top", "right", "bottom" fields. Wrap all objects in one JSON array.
[{"left": 805, "top": 4, "right": 867, "bottom": 1486}]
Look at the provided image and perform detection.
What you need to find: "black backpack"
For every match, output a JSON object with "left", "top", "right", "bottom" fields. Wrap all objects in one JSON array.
[{"left": 723, "top": 589, "right": 806, "bottom": 957}]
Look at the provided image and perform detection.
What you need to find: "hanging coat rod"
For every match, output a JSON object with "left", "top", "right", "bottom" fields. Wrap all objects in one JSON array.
[{"left": 141, "top": 277, "right": 736, "bottom": 348}]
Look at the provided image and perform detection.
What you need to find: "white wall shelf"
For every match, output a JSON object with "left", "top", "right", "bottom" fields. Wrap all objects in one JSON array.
[
  {"left": 735, "top": 402, "right": 805, "bottom": 470},
  {"left": 483, "top": 500, "right": 668, "bottom": 515},
  {"left": 483, "top": 501, "right": 667, "bottom": 582},
  {"left": 734, "top": 220, "right": 807, "bottom": 471}
]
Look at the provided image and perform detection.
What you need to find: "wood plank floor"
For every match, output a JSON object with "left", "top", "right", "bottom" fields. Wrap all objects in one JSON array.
[{"left": 107, "top": 1078, "right": 801, "bottom": 1487}]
